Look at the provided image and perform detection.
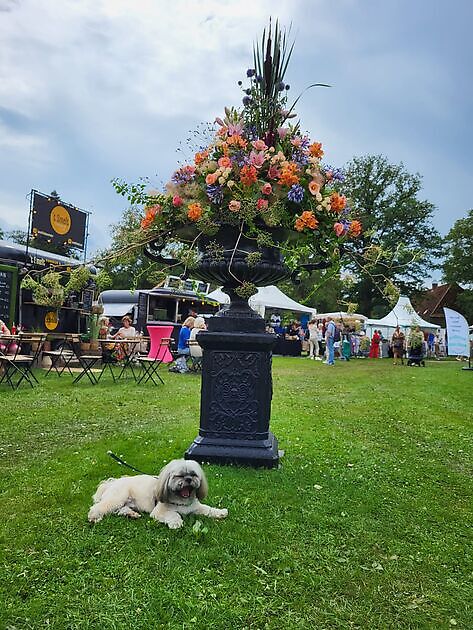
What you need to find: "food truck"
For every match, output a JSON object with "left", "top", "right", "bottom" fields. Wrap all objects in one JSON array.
[
  {"left": 0, "top": 238, "right": 93, "bottom": 334},
  {"left": 98, "top": 276, "right": 219, "bottom": 342}
]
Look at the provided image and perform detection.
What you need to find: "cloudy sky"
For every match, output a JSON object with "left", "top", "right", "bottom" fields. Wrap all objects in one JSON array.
[{"left": 1, "top": 0, "right": 472, "bottom": 262}]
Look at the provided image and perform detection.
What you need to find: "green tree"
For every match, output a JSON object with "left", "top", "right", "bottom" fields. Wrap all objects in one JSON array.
[
  {"left": 443, "top": 209, "right": 473, "bottom": 287},
  {"left": 341, "top": 155, "right": 442, "bottom": 317},
  {"left": 94, "top": 207, "right": 165, "bottom": 290},
  {"left": 279, "top": 270, "right": 344, "bottom": 313}
]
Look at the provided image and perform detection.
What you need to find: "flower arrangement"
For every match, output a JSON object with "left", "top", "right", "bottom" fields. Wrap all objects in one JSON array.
[{"left": 112, "top": 22, "right": 362, "bottom": 294}]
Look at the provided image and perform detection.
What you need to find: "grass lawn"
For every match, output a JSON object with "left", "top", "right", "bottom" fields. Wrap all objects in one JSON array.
[{"left": 1, "top": 358, "right": 472, "bottom": 629}]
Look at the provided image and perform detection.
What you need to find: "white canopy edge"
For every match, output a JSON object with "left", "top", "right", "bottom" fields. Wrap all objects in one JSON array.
[{"left": 207, "top": 285, "right": 316, "bottom": 318}]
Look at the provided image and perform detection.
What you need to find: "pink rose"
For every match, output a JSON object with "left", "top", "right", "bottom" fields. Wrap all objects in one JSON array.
[
  {"left": 261, "top": 183, "right": 272, "bottom": 195},
  {"left": 256, "top": 198, "right": 268, "bottom": 210},
  {"left": 229, "top": 200, "right": 241, "bottom": 212},
  {"left": 252, "top": 139, "right": 268, "bottom": 151},
  {"left": 172, "top": 195, "right": 183, "bottom": 207},
  {"left": 218, "top": 156, "right": 232, "bottom": 169},
  {"left": 333, "top": 222, "right": 344, "bottom": 237},
  {"left": 308, "top": 180, "right": 321, "bottom": 196},
  {"left": 206, "top": 173, "right": 218, "bottom": 185}
]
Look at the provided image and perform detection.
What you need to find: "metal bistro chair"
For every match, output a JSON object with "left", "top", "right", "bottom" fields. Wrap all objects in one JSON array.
[
  {"left": 188, "top": 340, "right": 203, "bottom": 372},
  {"left": 70, "top": 337, "right": 101, "bottom": 385},
  {"left": 136, "top": 337, "right": 170, "bottom": 385},
  {"left": 0, "top": 333, "right": 46, "bottom": 389},
  {"left": 42, "top": 333, "right": 79, "bottom": 377}
]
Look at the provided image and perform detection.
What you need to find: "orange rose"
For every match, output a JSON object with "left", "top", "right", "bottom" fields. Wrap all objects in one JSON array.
[
  {"left": 206, "top": 173, "right": 218, "bottom": 185},
  {"left": 187, "top": 203, "right": 203, "bottom": 221},
  {"left": 308, "top": 180, "right": 321, "bottom": 196},
  {"left": 330, "top": 193, "right": 346, "bottom": 212}
]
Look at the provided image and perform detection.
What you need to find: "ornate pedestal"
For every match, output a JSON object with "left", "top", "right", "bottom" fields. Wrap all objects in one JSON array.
[{"left": 185, "top": 325, "right": 280, "bottom": 468}]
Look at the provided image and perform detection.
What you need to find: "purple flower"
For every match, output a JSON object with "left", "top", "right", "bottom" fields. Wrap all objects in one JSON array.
[
  {"left": 287, "top": 184, "right": 304, "bottom": 203},
  {"left": 277, "top": 81, "right": 286, "bottom": 91},
  {"left": 246, "top": 69, "right": 255, "bottom": 77},
  {"left": 206, "top": 184, "right": 224, "bottom": 205},
  {"left": 171, "top": 165, "right": 196, "bottom": 184},
  {"left": 291, "top": 149, "right": 309, "bottom": 166},
  {"left": 242, "top": 96, "right": 252, "bottom": 107},
  {"left": 323, "top": 164, "right": 345, "bottom": 183}
]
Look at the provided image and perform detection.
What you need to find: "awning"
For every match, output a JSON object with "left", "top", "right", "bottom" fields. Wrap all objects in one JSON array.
[{"left": 102, "top": 303, "right": 136, "bottom": 317}]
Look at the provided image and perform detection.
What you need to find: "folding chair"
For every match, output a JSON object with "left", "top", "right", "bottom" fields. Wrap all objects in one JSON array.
[
  {"left": 43, "top": 334, "right": 78, "bottom": 377},
  {"left": 188, "top": 340, "right": 203, "bottom": 372},
  {"left": 70, "top": 338, "right": 101, "bottom": 385},
  {"left": 136, "top": 337, "right": 169, "bottom": 385},
  {"left": 0, "top": 334, "right": 45, "bottom": 389}
]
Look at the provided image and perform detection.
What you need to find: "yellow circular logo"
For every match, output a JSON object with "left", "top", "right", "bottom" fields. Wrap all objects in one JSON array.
[
  {"left": 50, "top": 205, "right": 71, "bottom": 235},
  {"left": 45, "top": 311, "right": 59, "bottom": 330}
]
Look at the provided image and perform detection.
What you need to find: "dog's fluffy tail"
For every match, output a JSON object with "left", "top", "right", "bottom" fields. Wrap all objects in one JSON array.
[{"left": 92, "top": 478, "right": 116, "bottom": 503}]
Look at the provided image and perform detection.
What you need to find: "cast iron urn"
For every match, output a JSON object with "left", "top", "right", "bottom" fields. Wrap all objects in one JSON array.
[{"left": 145, "top": 226, "right": 289, "bottom": 467}]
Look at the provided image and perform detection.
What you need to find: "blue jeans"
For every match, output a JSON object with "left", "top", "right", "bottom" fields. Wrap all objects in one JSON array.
[
  {"left": 176, "top": 348, "right": 190, "bottom": 372},
  {"left": 326, "top": 337, "right": 335, "bottom": 365}
]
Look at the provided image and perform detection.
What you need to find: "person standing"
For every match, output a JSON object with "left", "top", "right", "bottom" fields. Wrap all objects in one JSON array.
[
  {"left": 391, "top": 326, "right": 405, "bottom": 365},
  {"left": 307, "top": 318, "right": 319, "bottom": 360},
  {"left": 325, "top": 317, "right": 336, "bottom": 366},
  {"left": 369, "top": 329, "right": 381, "bottom": 359}
]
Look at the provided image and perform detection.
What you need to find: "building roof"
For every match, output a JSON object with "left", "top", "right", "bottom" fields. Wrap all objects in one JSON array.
[{"left": 414, "top": 283, "right": 462, "bottom": 319}]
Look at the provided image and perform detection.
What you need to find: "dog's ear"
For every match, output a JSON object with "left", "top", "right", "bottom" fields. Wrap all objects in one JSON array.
[
  {"left": 155, "top": 465, "right": 172, "bottom": 503},
  {"left": 196, "top": 466, "right": 208, "bottom": 500}
]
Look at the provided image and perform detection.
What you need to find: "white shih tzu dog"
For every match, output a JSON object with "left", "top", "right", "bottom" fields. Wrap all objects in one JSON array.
[{"left": 88, "top": 459, "right": 228, "bottom": 529}]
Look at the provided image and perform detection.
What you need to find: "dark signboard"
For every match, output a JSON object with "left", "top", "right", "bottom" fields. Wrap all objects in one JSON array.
[
  {"left": 0, "top": 264, "right": 18, "bottom": 325},
  {"left": 31, "top": 191, "right": 87, "bottom": 250},
  {"left": 81, "top": 289, "right": 94, "bottom": 312}
]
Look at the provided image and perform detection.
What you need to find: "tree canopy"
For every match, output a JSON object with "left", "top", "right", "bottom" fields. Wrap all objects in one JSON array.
[
  {"left": 93, "top": 207, "right": 164, "bottom": 290},
  {"left": 443, "top": 209, "right": 473, "bottom": 287},
  {"left": 340, "top": 155, "right": 442, "bottom": 317}
]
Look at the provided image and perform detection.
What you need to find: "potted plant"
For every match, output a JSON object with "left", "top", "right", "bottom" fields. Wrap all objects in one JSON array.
[
  {"left": 80, "top": 333, "right": 91, "bottom": 352},
  {"left": 108, "top": 22, "right": 364, "bottom": 467}
]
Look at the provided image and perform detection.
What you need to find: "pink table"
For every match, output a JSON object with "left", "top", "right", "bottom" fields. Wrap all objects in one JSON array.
[{"left": 147, "top": 325, "right": 174, "bottom": 363}]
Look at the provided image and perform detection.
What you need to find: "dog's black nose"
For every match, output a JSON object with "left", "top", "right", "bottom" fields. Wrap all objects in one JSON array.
[{"left": 184, "top": 476, "right": 192, "bottom": 484}]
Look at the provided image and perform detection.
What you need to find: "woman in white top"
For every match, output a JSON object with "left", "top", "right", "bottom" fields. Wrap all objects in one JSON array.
[
  {"left": 113, "top": 315, "right": 136, "bottom": 339},
  {"left": 112, "top": 315, "right": 137, "bottom": 361},
  {"left": 189, "top": 316, "right": 207, "bottom": 359}
]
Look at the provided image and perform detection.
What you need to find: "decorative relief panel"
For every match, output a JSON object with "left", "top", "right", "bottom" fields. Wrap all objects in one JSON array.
[{"left": 207, "top": 351, "right": 261, "bottom": 436}]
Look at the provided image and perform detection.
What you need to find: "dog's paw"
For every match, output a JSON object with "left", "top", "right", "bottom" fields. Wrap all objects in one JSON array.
[
  {"left": 88, "top": 507, "right": 103, "bottom": 523},
  {"left": 167, "top": 518, "right": 183, "bottom": 529},
  {"left": 214, "top": 508, "right": 228, "bottom": 519}
]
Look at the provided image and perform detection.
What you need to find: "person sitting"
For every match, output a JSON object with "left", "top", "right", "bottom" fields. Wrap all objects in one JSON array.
[
  {"left": 0, "top": 320, "right": 19, "bottom": 355},
  {"left": 169, "top": 316, "right": 195, "bottom": 373},
  {"left": 189, "top": 316, "right": 206, "bottom": 370},
  {"left": 285, "top": 321, "right": 301, "bottom": 341},
  {"left": 111, "top": 315, "right": 137, "bottom": 361}
]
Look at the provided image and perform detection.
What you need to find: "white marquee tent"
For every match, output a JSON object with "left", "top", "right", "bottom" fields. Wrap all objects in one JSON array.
[
  {"left": 207, "top": 285, "right": 316, "bottom": 319},
  {"left": 365, "top": 295, "right": 438, "bottom": 339}
]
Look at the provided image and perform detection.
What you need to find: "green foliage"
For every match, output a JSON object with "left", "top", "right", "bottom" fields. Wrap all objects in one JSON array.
[
  {"left": 341, "top": 155, "right": 442, "bottom": 317},
  {"left": 456, "top": 289, "right": 473, "bottom": 323},
  {"left": 64, "top": 266, "right": 91, "bottom": 294},
  {"left": 93, "top": 207, "right": 162, "bottom": 290},
  {"left": 443, "top": 208, "right": 473, "bottom": 287},
  {"left": 0, "top": 361, "right": 472, "bottom": 628}
]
